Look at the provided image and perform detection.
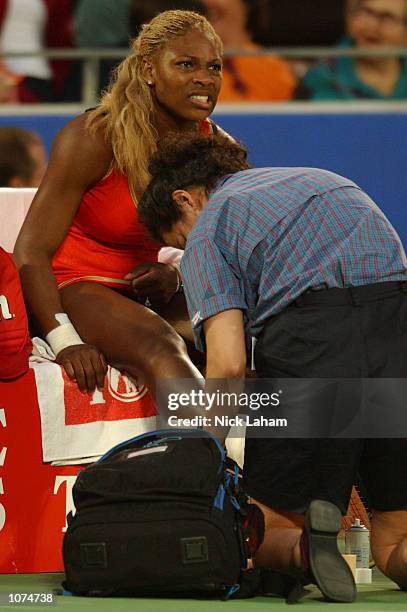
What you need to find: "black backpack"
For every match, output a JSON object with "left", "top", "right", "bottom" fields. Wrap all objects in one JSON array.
[{"left": 63, "top": 429, "right": 255, "bottom": 598}]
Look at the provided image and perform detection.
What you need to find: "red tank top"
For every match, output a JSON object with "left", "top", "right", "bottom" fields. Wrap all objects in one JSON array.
[
  {"left": 52, "top": 170, "right": 159, "bottom": 293},
  {"left": 52, "top": 119, "right": 213, "bottom": 293}
]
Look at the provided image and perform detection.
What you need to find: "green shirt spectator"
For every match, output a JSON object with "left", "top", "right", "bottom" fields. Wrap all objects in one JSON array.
[
  {"left": 75, "top": 0, "right": 132, "bottom": 48},
  {"left": 297, "top": 0, "right": 407, "bottom": 100},
  {"left": 74, "top": 0, "right": 133, "bottom": 94},
  {"left": 299, "top": 37, "right": 407, "bottom": 99}
]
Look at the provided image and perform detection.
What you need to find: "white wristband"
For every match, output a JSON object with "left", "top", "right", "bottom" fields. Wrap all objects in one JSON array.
[{"left": 45, "top": 321, "right": 84, "bottom": 357}]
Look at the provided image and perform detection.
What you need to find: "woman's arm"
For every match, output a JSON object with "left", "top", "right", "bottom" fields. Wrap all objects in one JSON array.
[{"left": 14, "top": 114, "right": 113, "bottom": 391}]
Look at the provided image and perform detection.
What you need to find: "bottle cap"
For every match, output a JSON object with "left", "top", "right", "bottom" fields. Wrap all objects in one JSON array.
[
  {"left": 355, "top": 568, "right": 372, "bottom": 584},
  {"left": 350, "top": 517, "right": 368, "bottom": 530}
]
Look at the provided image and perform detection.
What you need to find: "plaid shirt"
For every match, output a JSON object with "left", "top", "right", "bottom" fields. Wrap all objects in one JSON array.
[{"left": 180, "top": 168, "right": 407, "bottom": 351}]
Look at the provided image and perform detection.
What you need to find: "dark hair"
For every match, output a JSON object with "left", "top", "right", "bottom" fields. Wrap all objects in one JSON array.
[
  {"left": 138, "top": 132, "right": 250, "bottom": 242},
  {"left": 0, "top": 127, "right": 41, "bottom": 186}
]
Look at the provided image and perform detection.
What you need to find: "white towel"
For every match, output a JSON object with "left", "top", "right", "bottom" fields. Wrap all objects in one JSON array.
[
  {"left": 30, "top": 338, "right": 157, "bottom": 464},
  {"left": 30, "top": 338, "right": 245, "bottom": 466},
  {"left": 0, "top": 188, "right": 36, "bottom": 251},
  {"left": 158, "top": 247, "right": 183, "bottom": 265}
]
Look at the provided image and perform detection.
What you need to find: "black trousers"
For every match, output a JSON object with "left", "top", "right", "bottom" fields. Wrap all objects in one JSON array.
[{"left": 243, "top": 281, "right": 407, "bottom": 514}]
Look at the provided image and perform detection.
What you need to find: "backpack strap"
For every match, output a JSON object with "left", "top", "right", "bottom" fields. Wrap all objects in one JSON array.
[{"left": 97, "top": 428, "right": 226, "bottom": 463}]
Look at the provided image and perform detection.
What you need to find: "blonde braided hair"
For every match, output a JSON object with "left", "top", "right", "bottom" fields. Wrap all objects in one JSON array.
[{"left": 86, "top": 10, "right": 222, "bottom": 200}]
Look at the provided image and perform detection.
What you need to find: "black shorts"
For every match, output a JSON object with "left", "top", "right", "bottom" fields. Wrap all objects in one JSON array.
[{"left": 243, "top": 281, "right": 407, "bottom": 515}]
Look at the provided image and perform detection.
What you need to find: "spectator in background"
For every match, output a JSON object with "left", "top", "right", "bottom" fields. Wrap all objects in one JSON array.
[
  {"left": 202, "top": 0, "right": 297, "bottom": 102},
  {"left": 75, "top": 1, "right": 208, "bottom": 96},
  {"left": 74, "top": 0, "right": 133, "bottom": 94},
  {"left": 0, "top": 127, "right": 46, "bottom": 187},
  {"left": 129, "top": 1, "right": 207, "bottom": 37},
  {"left": 250, "top": 0, "right": 346, "bottom": 81},
  {"left": 0, "top": 0, "right": 79, "bottom": 103},
  {"left": 252, "top": 0, "right": 345, "bottom": 48},
  {"left": 298, "top": 0, "right": 407, "bottom": 99}
]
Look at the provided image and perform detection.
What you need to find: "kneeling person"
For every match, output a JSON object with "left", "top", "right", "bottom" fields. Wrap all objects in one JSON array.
[{"left": 138, "top": 133, "right": 407, "bottom": 598}]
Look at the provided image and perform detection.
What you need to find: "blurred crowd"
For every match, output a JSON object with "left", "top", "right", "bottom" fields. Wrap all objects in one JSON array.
[{"left": 0, "top": 0, "right": 406, "bottom": 103}]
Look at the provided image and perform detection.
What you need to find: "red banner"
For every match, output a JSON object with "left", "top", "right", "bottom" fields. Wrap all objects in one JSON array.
[{"left": 0, "top": 371, "right": 81, "bottom": 573}]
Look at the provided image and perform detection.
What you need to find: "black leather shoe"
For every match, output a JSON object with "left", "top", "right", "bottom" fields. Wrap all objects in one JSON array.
[{"left": 300, "top": 499, "right": 357, "bottom": 603}]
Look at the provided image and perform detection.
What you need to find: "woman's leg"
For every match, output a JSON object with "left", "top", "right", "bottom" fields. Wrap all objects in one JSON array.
[{"left": 60, "top": 282, "right": 203, "bottom": 394}]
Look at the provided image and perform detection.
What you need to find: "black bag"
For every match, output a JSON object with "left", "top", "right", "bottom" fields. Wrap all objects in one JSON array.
[{"left": 63, "top": 429, "right": 253, "bottom": 598}]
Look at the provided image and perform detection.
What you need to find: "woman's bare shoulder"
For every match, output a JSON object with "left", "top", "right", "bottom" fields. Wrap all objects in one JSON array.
[{"left": 49, "top": 113, "right": 113, "bottom": 186}]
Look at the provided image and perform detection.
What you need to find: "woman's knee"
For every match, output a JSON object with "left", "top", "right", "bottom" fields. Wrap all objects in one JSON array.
[
  {"left": 148, "top": 324, "right": 188, "bottom": 361},
  {"left": 125, "top": 318, "right": 188, "bottom": 367}
]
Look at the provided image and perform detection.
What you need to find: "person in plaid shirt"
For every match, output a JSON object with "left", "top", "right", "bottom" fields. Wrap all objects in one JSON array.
[{"left": 138, "top": 131, "right": 407, "bottom": 601}]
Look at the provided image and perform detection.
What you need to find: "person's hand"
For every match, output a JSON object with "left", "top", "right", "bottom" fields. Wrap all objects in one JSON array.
[
  {"left": 124, "top": 262, "right": 180, "bottom": 306},
  {"left": 56, "top": 344, "right": 107, "bottom": 393}
]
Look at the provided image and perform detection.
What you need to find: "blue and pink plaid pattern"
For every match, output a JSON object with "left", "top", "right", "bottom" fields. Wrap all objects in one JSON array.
[{"left": 180, "top": 167, "right": 407, "bottom": 351}]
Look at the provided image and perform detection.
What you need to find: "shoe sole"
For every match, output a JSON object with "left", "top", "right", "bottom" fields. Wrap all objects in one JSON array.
[{"left": 306, "top": 500, "right": 357, "bottom": 603}]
